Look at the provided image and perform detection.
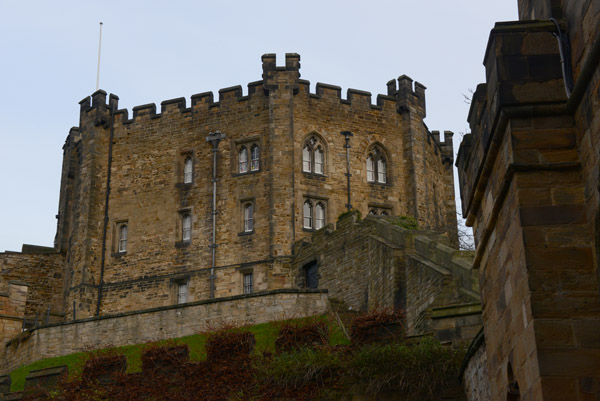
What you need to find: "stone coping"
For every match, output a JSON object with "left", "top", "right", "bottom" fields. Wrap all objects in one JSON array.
[{"left": 430, "top": 303, "right": 482, "bottom": 320}]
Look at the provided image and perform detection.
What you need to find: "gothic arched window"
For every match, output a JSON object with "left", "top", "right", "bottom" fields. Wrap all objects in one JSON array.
[
  {"left": 250, "top": 145, "right": 260, "bottom": 171},
  {"left": 239, "top": 147, "right": 248, "bottom": 173},
  {"left": 303, "top": 200, "right": 313, "bottom": 229},
  {"left": 303, "top": 199, "right": 326, "bottom": 230},
  {"left": 302, "top": 136, "right": 325, "bottom": 175},
  {"left": 366, "top": 146, "right": 388, "bottom": 184},
  {"left": 315, "top": 202, "right": 325, "bottom": 229}
]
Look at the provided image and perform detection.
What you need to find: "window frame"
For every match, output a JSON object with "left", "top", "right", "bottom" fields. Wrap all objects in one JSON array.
[
  {"left": 366, "top": 145, "right": 389, "bottom": 184},
  {"left": 234, "top": 137, "right": 261, "bottom": 176},
  {"left": 183, "top": 156, "right": 193, "bottom": 184},
  {"left": 243, "top": 202, "right": 254, "bottom": 233},
  {"left": 303, "top": 198, "right": 327, "bottom": 231},
  {"left": 368, "top": 205, "right": 393, "bottom": 216},
  {"left": 250, "top": 144, "right": 260, "bottom": 172},
  {"left": 117, "top": 223, "right": 128, "bottom": 253},
  {"left": 302, "top": 135, "right": 326, "bottom": 175},
  {"left": 303, "top": 200, "right": 313, "bottom": 229},
  {"left": 171, "top": 276, "right": 190, "bottom": 305},
  {"left": 243, "top": 272, "right": 253, "bottom": 294},
  {"left": 239, "top": 146, "right": 249, "bottom": 174},
  {"left": 182, "top": 214, "right": 192, "bottom": 242},
  {"left": 177, "top": 281, "right": 188, "bottom": 304}
]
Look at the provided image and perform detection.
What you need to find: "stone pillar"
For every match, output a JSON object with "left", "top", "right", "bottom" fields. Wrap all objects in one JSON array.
[
  {"left": 457, "top": 20, "right": 600, "bottom": 401},
  {"left": 262, "top": 54, "right": 300, "bottom": 258}
]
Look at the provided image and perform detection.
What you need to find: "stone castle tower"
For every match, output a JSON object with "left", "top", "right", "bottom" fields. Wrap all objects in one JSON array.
[{"left": 1, "top": 53, "right": 457, "bottom": 324}]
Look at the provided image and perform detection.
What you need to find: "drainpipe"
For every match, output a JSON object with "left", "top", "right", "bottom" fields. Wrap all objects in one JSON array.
[
  {"left": 340, "top": 131, "right": 353, "bottom": 210},
  {"left": 206, "top": 131, "right": 225, "bottom": 299},
  {"left": 550, "top": 18, "right": 574, "bottom": 98}
]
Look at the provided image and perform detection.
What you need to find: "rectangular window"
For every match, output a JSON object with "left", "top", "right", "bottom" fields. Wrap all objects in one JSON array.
[
  {"left": 177, "top": 282, "right": 188, "bottom": 304},
  {"left": 118, "top": 224, "right": 128, "bottom": 253},
  {"left": 243, "top": 273, "right": 253, "bottom": 294}
]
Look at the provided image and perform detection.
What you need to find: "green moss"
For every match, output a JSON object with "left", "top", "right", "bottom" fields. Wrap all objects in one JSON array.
[
  {"left": 387, "top": 215, "right": 418, "bottom": 230},
  {"left": 10, "top": 352, "right": 86, "bottom": 392},
  {"left": 337, "top": 209, "right": 361, "bottom": 222}
]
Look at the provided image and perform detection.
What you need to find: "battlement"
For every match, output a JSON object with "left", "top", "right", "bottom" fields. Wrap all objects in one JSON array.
[{"left": 77, "top": 54, "right": 433, "bottom": 125}]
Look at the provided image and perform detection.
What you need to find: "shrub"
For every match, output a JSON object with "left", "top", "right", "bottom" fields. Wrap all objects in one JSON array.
[
  {"left": 205, "top": 328, "right": 255, "bottom": 363},
  {"left": 350, "top": 308, "right": 404, "bottom": 345},
  {"left": 347, "top": 338, "right": 465, "bottom": 400},
  {"left": 254, "top": 347, "right": 343, "bottom": 401},
  {"left": 388, "top": 215, "right": 418, "bottom": 230},
  {"left": 275, "top": 318, "right": 329, "bottom": 352}
]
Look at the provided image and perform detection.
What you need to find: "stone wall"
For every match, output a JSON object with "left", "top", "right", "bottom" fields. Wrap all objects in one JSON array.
[
  {"left": 0, "top": 282, "right": 29, "bottom": 347},
  {"left": 0, "top": 252, "right": 64, "bottom": 318},
  {"left": 461, "top": 330, "right": 491, "bottom": 401},
  {"left": 456, "top": 12, "right": 600, "bottom": 401},
  {"left": 0, "top": 289, "right": 328, "bottom": 375},
  {"left": 292, "top": 213, "right": 478, "bottom": 336}
]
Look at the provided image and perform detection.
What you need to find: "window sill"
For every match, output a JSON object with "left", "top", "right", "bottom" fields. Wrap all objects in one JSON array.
[
  {"left": 111, "top": 251, "right": 127, "bottom": 258},
  {"left": 367, "top": 181, "right": 391, "bottom": 187},
  {"left": 233, "top": 169, "right": 261, "bottom": 177},
  {"left": 302, "top": 171, "right": 327, "bottom": 179},
  {"left": 175, "top": 183, "right": 193, "bottom": 190},
  {"left": 238, "top": 230, "right": 255, "bottom": 237},
  {"left": 175, "top": 241, "right": 191, "bottom": 248}
]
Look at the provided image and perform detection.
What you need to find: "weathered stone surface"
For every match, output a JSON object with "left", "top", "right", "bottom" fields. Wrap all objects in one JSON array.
[
  {"left": 457, "top": 4, "right": 600, "bottom": 401},
  {"left": 0, "top": 290, "right": 327, "bottom": 375}
]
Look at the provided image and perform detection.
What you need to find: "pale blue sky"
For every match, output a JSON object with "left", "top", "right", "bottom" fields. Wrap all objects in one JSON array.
[{"left": 0, "top": 1, "right": 517, "bottom": 251}]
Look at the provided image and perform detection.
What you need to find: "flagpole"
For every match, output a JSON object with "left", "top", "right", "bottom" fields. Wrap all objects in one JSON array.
[{"left": 96, "top": 22, "right": 103, "bottom": 91}]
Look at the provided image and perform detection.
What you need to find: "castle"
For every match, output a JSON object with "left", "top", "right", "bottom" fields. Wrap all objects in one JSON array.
[
  {"left": 1, "top": 54, "right": 471, "bottom": 375},
  {"left": 2, "top": 0, "right": 599, "bottom": 400}
]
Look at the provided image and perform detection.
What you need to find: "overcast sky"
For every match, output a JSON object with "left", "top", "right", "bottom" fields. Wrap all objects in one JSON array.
[{"left": 0, "top": 1, "right": 517, "bottom": 252}]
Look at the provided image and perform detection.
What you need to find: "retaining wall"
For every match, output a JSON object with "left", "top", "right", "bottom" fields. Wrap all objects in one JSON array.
[{"left": 1, "top": 289, "right": 328, "bottom": 374}]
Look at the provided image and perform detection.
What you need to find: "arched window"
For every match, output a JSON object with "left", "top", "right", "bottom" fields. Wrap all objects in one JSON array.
[
  {"left": 118, "top": 224, "right": 128, "bottom": 253},
  {"left": 302, "top": 145, "right": 312, "bottom": 172},
  {"left": 244, "top": 203, "right": 254, "bottom": 232},
  {"left": 239, "top": 147, "right": 248, "bottom": 173},
  {"left": 182, "top": 214, "right": 192, "bottom": 242},
  {"left": 377, "top": 158, "right": 387, "bottom": 183},
  {"left": 314, "top": 147, "right": 324, "bottom": 174},
  {"left": 315, "top": 202, "right": 325, "bottom": 229},
  {"left": 303, "top": 201, "right": 313, "bottom": 229},
  {"left": 366, "top": 156, "right": 375, "bottom": 182},
  {"left": 369, "top": 209, "right": 377, "bottom": 215},
  {"left": 302, "top": 136, "right": 325, "bottom": 175},
  {"left": 250, "top": 145, "right": 260, "bottom": 171},
  {"left": 183, "top": 157, "right": 193, "bottom": 184},
  {"left": 366, "top": 146, "right": 388, "bottom": 184}
]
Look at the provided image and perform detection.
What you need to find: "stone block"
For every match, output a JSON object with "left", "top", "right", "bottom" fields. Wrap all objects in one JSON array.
[
  {"left": 540, "top": 377, "right": 579, "bottom": 401},
  {"left": 573, "top": 319, "right": 600, "bottom": 347},
  {"left": 519, "top": 205, "right": 586, "bottom": 226},
  {"left": 24, "top": 365, "right": 67, "bottom": 391},
  {"left": 0, "top": 375, "right": 10, "bottom": 394},
  {"left": 538, "top": 348, "right": 600, "bottom": 377},
  {"left": 533, "top": 319, "right": 575, "bottom": 347}
]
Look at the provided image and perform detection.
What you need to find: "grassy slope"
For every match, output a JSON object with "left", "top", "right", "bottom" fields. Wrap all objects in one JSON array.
[{"left": 10, "top": 316, "right": 349, "bottom": 392}]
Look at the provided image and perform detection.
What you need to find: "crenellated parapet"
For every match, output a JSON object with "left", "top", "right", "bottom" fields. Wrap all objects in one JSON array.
[{"left": 75, "top": 53, "right": 439, "bottom": 128}]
